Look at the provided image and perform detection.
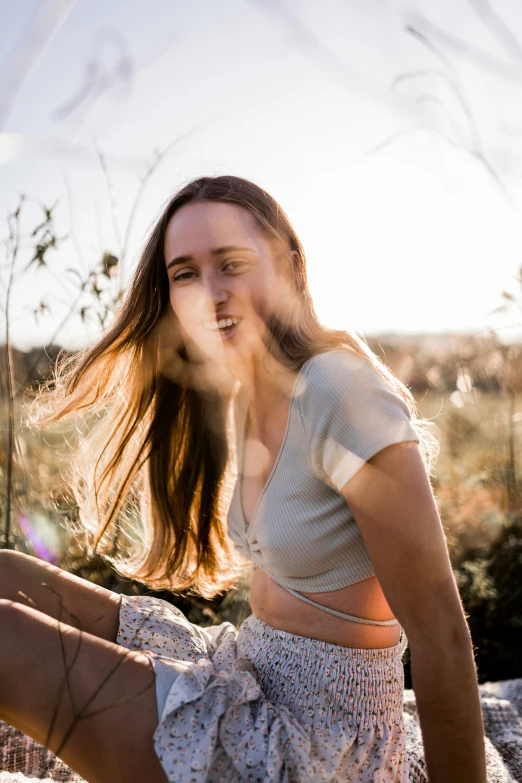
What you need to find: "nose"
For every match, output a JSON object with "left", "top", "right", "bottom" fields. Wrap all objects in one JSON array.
[
  {"left": 187, "top": 269, "right": 229, "bottom": 322},
  {"left": 202, "top": 268, "right": 229, "bottom": 308}
]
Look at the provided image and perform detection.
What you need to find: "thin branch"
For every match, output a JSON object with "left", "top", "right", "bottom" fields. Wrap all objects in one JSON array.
[
  {"left": 95, "top": 143, "right": 123, "bottom": 271},
  {"left": 366, "top": 125, "right": 441, "bottom": 156},
  {"left": 405, "top": 27, "right": 483, "bottom": 151},
  {"left": 0, "top": 0, "right": 78, "bottom": 130},
  {"left": 469, "top": 0, "right": 522, "bottom": 64},
  {"left": 380, "top": 26, "right": 519, "bottom": 211},
  {"left": 62, "top": 173, "right": 91, "bottom": 277},
  {"left": 20, "top": 289, "right": 84, "bottom": 389},
  {"left": 119, "top": 119, "right": 212, "bottom": 283},
  {"left": 3, "top": 201, "right": 24, "bottom": 549},
  {"left": 39, "top": 584, "right": 83, "bottom": 746},
  {"left": 393, "top": 68, "right": 479, "bottom": 149},
  {"left": 16, "top": 582, "right": 155, "bottom": 766},
  {"left": 404, "top": 10, "right": 522, "bottom": 84},
  {"left": 414, "top": 93, "right": 467, "bottom": 143}
]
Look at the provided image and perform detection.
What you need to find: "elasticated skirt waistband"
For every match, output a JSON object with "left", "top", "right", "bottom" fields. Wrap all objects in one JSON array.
[
  {"left": 117, "top": 594, "right": 411, "bottom": 779},
  {"left": 236, "top": 613, "right": 405, "bottom": 734}
]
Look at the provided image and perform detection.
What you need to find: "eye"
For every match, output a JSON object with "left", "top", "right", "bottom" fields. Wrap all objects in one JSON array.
[
  {"left": 172, "top": 270, "right": 196, "bottom": 282},
  {"left": 171, "top": 259, "right": 246, "bottom": 283},
  {"left": 223, "top": 259, "right": 246, "bottom": 272}
]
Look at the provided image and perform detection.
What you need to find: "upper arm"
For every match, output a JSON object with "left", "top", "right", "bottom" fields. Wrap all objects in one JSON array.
[
  {"left": 339, "top": 441, "right": 468, "bottom": 647},
  {"left": 299, "top": 351, "right": 467, "bottom": 646}
]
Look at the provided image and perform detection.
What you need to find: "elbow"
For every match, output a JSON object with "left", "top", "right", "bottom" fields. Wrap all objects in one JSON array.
[
  {"left": 407, "top": 620, "right": 472, "bottom": 658},
  {"left": 398, "top": 572, "right": 472, "bottom": 654},
  {"left": 402, "top": 603, "right": 472, "bottom": 656},
  {"left": 406, "top": 618, "right": 480, "bottom": 705}
]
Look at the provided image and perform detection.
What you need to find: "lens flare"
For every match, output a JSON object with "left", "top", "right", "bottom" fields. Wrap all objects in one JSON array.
[{"left": 18, "top": 511, "right": 62, "bottom": 563}]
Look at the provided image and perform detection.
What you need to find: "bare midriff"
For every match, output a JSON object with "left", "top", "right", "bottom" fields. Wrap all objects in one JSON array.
[{"left": 249, "top": 567, "right": 401, "bottom": 649}]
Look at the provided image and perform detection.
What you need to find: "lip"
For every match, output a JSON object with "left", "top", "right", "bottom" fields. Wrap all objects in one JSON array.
[
  {"left": 202, "top": 314, "right": 241, "bottom": 323},
  {"left": 201, "top": 315, "right": 243, "bottom": 329},
  {"left": 219, "top": 321, "right": 239, "bottom": 340},
  {"left": 201, "top": 315, "right": 241, "bottom": 340}
]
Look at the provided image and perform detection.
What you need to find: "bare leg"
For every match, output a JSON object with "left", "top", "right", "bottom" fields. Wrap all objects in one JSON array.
[
  {"left": 0, "top": 549, "right": 122, "bottom": 641},
  {"left": 0, "top": 599, "right": 168, "bottom": 783}
]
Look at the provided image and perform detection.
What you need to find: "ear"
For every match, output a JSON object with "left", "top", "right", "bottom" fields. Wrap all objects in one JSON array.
[
  {"left": 277, "top": 248, "right": 299, "bottom": 285},
  {"left": 289, "top": 249, "right": 300, "bottom": 267}
]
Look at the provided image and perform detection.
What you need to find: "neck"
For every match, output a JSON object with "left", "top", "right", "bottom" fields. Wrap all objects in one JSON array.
[{"left": 236, "top": 351, "right": 296, "bottom": 427}]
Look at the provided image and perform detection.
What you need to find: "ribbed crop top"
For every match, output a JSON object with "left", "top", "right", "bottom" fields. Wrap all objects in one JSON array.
[{"left": 226, "top": 349, "right": 420, "bottom": 633}]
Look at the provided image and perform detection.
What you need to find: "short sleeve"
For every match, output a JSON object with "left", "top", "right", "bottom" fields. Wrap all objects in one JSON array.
[{"left": 297, "top": 351, "right": 420, "bottom": 491}]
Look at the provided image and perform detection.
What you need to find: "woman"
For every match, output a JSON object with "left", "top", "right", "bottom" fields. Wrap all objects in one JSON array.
[{"left": 2, "top": 176, "right": 486, "bottom": 782}]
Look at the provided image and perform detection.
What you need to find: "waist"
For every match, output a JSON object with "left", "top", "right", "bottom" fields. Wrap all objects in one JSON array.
[
  {"left": 250, "top": 567, "right": 402, "bottom": 649},
  {"left": 237, "top": 613, "right": 406, "bottom": 731}
]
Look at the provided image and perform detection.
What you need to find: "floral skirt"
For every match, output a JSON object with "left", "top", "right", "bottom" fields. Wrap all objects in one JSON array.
[{"left": 116, "top": 594, "right": 411, "bottom": 782}]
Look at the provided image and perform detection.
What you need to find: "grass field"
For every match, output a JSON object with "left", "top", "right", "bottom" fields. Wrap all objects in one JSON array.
[
  {"left": 0, "top": 343, "right": 521, "bottom": 684},
  {"left": 1, "top": 385, "right": 519, "bottom": 567}
]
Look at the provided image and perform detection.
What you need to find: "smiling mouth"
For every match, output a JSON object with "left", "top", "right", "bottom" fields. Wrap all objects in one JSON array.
[{"left": 202, "top": 316, "right": 241, "bottom": 336}]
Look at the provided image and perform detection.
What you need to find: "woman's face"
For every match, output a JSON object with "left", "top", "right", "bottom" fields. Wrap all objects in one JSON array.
[{"left": 163, "top": 200, "right": 293, "bottom": 370}]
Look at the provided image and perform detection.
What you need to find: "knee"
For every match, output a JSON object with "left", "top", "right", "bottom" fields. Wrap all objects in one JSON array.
[
  {"left": 0, "top": 599, "right": 51, "bottom": 659},
  {"left": 0, "top": 599, "right": 33, "bottom": 652},
  {"left": 0, "top": 549, "right": 33, "bottom": 573},
  {"left": 0, "top": 599, "right": 39, "bottom": 709},
  {"left": 0, "top": 550, "right": 24, "bottom": 596},
  {"left": 0, "top": 549, "right": 40, "bottom": 599},
  {"left": 0, "top": 549, "right": 24, "bottom": 568},
  {"left": 0, "top": 596, "right": 30, "bottom": 621}
]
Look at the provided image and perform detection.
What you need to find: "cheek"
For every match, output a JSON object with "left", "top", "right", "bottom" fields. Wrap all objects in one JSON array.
[
  {"left": 168, "top": 284, "right": 204, "bottom": 320},
  {"left": 245, "top": 268, "right": 277, "bottom": 303},
  {"left": 168, "top": 288, "right": 183, "bottom": 318},
  {"left": 251, "top": 274, "right": 281, "bottom": 316}
]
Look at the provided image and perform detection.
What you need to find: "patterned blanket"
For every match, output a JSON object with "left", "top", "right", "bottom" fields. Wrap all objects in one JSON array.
[{"left": 1, "top": 679, "right": 521, "bottom": 782}]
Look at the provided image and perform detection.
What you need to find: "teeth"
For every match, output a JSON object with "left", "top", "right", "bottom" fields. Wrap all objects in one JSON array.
[{"left": 203, "top": 317, "right": 239, "bottom": 331}]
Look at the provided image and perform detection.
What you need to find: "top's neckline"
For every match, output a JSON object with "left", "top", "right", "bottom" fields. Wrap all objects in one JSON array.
[{"left": 237, "top": 355, "right": 316, "bottom": 532}]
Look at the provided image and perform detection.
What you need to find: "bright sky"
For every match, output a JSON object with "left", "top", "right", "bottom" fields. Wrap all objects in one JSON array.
[{"left": 2, "top": 0, "right": 522, "bottom": 350}]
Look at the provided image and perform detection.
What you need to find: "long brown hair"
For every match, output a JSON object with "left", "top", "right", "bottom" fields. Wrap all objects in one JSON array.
[{"left": 30, "top": 175, "right": 439, "bottom": 598}]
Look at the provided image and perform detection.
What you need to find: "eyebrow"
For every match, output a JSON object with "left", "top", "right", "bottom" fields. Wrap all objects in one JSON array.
[{"left": 166, "top": 245, "right": 256, "bottom": 271}]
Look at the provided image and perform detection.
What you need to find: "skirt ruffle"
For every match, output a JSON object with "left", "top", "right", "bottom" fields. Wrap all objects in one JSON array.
[{"left": 117, "top": 594, "right": 410, "bottom": 783}]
